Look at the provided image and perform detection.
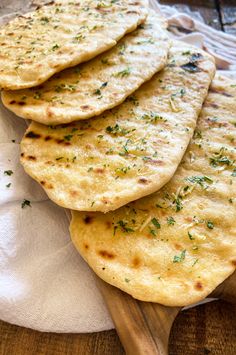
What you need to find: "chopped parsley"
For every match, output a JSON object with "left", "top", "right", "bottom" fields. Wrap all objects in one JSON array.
[
  {"left": 173, "top": 250, "right": 186, "bottom": 263},
  {"left": 4, "top": 170, "right": 13, "bottom": 176},
  {"left": 114, "top": 220, "right": 134, "bottom": 235},
  {"left": 21, "top": 199, "right": 31, "bottom": 209},
  {"left": 52, "top": 44, "right": 60, "bottom": 51},
  {"left": 55, "top": 84, "right": 77, "bottom": 92},
  {"left": 192, "top": 259, "right": 199, "bottom": 267},
  {"left": 6, "top": 183, "right": 11, "bottom": 188},
  {"left": 182, "top": 51, "right": 191, "bottom": 55},
  {"left": 127, "top": 96, "right": 139, "bottom": 106},
  {"left": 114, "top": 67, "right": 131, "bottom": 77},
  {"left": 64, "top": 134, "right": 73, "bottom": 141},
  {"left": 74, "top": 33, "right": 85, "bottom": 42},
  {"left": 118, "top": 43, "right": 126, "bottom": 55},
  {"left": 137, "top": 38, "right": 154, "bottom": 45},
  {"left": 115, "top": 166, "right": 130, "bottom": 175},
  {"left": 186, "top": 175, "right": 213, "bottom": 187},
  {"left": 207, "top": 221, "right": 214, "bottom": 229},
  {"left": 173, "top": 196, "right": 183, "bottom": 212},
  {"left": 209, "top": 148, "right": 234, "bottom": 167},
  {"left": 93, "top": 89, "right": 101, "bottom": 95},
  {"left": 40, "top": 17, "right": 49, "bottom": 24},
  {"left": 106, "top": 124, "right": 131, "bottom": 136},
  {"left": 188, "top": 231, "right": 195, "bottom": 240},
  {"left": 119, "top": 139, "right": 131, "bottom": 156},
  {"left": 149, "top": 217, "right": 161, "bottom": 237},
  {"left": 141, "top": 112, "right": 166, "bottom": 124},
  {"left": 151, "top": 218, "right": 161, "bottom": 229},
  {"left": 167, "top": 216, "right": 175, "bottom": 225},
  {"left": 194, "top": 130, "right": 202, "bottom": 139}
]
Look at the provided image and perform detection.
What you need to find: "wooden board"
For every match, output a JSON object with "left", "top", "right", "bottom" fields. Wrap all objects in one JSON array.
[
  {"left": 0, "top": 301, "right": 236, "bottom": 354},
  {"left": 219, "top": 0, "right": 236, "bottom": 35}
]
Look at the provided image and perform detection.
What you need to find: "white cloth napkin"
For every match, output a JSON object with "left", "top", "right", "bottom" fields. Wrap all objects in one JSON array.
[{"left": 0, "top": 1, "right": 235, "bottom": 333}]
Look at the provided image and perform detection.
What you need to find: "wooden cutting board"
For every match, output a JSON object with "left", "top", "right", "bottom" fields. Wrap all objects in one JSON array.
[{"left": 0, "top": 300, "right": 235, "bottom": 354}]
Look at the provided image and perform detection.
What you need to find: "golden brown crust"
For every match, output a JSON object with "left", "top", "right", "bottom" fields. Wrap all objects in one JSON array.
[
  {"left": 0, "top": 0, "right": 148, "bottom": 89},
  {"left": 70, "top": 75, "right": 236, "bottom": 306},
  {"left": 20, "top": 41, "right": 215, "bottom": 212},
  {"left": 2, "top": 11, "right": 170, "bottom": 124}
]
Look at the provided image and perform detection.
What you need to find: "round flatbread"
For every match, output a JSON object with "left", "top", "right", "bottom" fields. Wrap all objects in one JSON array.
[
  {"left": 2, "top": 11, "right": 170, "bottom": 125},
  {"left": 70, "top": 75, "right": 236, "bottom": 306},
  {"left": 20, "top": 41, "right": 215, "bottom": 212},
  {"left": 0, "top": 0, "right": 148, "bottom": 90}
]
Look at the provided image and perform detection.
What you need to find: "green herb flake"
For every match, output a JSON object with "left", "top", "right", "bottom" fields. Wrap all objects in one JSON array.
[
  {"left": 167, "top": 216, "right": 175, "bottom": 225},
  {"left": 182, "top": 51, "right": 191, "bottom": 55},
  {"left": 186, "top": 175, "right": 213, "bottom": 187},
  {"left": 93, "top": 89, "right": 101, "bottom": 96},
  {"left": 21, "top": 199, "right": 31, "bottom": 209},
  {"left": 141, "top": 112, "right": 167, "bottom": 124},
  {"left": 40, "top": 17, "right": 49, "bottom": 24},
  {"left": 64, "top": 134, "right": 73, "bottom": 141},
  {"left": 149, "top": 228, "right": 157, "bottom": 237},
  {"left": 106, "top": 124, "right": 130, "bottom": 136},
  {"left": 207, "top": 221, "right": 214, "bottom": 229},
  {"left": 173, "top": 250, "right": 186, "bottom": 263},
  {"left": 192, "top": 259, "right": 199, "bottom": 267},
  {"left": 114, "top": 68, "right": 131, "bottom": 78},
  {"left": 188, "top": 231, "right": 195, "bottom": 240},
  {"left": 52, "top": 44, "right": 60, "bottom": 51},
  {"left": 151, "top": 218, "right": 161, "bottom": 229},
  {"left": 4, "top": 170, "right": 13, "bottom": 176},
  {"left": 174, "top": 196, "right": 183, "bottom": 212},
  {"left": 6, "top": 183, "right": 11, "bottom": 188},
  {"left": 114, "top": 220, "right": 134, "bottom": 235},
  {"left": 209, "top": 148, "right": 234, "bottom": 167},
  {"left": 115, "top": 166, "right": 130, "bottom": 175}
]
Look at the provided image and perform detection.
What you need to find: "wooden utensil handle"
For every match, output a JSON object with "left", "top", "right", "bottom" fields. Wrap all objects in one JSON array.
[
  {"left": 211, "top": 273, "right": 236, "bottom": 303},
  {"left": 97, "top": 278, "right": 180, "bottom": 355}
]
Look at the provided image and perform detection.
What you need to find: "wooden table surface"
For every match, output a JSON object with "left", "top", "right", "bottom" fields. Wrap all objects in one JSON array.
[{"left": 0, "top": 1, "right": 236, "bottom": 354}]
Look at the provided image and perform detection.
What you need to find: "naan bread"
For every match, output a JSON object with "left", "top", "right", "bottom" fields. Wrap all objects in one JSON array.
[
  {"left": 2, "top": 11, "right": 170, "bottom": 125},
  {"left": 0, "top": 0, "right": 148, "bottom": 90},
  {"left": 70, "top": 76, "right": 236, "bottom": 306},
  {"left": 20, "top": 42, "right": 215, "bottom": 212}
]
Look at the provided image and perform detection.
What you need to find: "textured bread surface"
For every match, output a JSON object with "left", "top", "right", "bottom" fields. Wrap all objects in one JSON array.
[
  {"left": 71, "top": 76, "right": 236, "bottom": 306},
  {"left": 0, "top": 0, "right": 148, "bottom": 89}
]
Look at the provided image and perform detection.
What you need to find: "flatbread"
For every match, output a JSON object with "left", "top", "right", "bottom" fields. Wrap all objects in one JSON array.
[
  {"left": 0, "top": 0, "right": 148, "bottom": 90},
  {"left": 70, "top": 76, "right": 236, "bottom": 306},
  {"left": 2, "top": 11, "right": 170, "bottom": 125},
  {"left": 20, "top": 42, "right": 215, "bottom": 212}
]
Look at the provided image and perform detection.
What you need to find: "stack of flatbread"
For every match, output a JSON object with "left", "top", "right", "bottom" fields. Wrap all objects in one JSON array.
[{"left": 1, "top": 0, "right": 235, "bottom": 307}]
